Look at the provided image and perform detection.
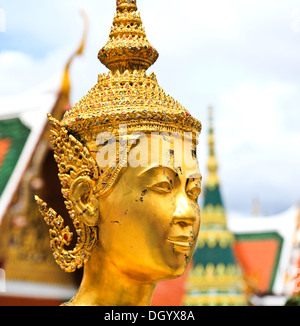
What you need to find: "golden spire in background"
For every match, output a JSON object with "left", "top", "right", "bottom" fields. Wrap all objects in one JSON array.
[
  {"left": 183, "top": 106, "right": 248, "bottom": 306},
  {"left": 206, "top": 106, "right": 219, "bottom": 189}
]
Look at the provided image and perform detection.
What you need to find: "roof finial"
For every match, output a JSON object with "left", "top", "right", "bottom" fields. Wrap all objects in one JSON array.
[
  {"left": 206, "top": 106, "right": 219, "bottom": 188},
  {"left": 61, "top": 10, "right": 88, "bottom": 95},
  {"left": 98, "top": 0, "right": 159, "bottom": 73}
]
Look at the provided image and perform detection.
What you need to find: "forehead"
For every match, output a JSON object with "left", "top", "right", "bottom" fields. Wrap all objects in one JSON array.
[
  {"left": 149, "top": 131, "right": 195, "bottom": 156},
  {"left": 131, "top": 133, "right": 200, "bottom": 178},
  {"left": 87, "top": 131, "right": 200, "bottom": 176}
]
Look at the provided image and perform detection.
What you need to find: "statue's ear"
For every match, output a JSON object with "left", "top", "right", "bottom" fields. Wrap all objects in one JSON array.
[{"left": 70, "top": 176, "right": 100, "bottom": 226}]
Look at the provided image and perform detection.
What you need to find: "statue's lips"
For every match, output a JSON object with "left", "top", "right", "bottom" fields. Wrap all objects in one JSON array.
[{"left": 167, "top": 236, "right": 194, "bottom": 252}]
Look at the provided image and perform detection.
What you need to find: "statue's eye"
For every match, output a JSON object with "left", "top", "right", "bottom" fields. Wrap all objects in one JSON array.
[
  {"left": 187, "top": 187, "right": 201, "bottom": 200},
  {"left": 186, "top": 181, "right": 201, "bottom": 201},
  {"left": 148, "top": 181, "right": 172, "bottom": 194}
]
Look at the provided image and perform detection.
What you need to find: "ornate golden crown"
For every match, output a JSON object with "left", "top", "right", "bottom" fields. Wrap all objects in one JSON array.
[
  {"left": 36, "top": 0, "right": 202, "bottom": 273},
  {"left": 61, "top": 0, "right": 201, "bottom": 141}
]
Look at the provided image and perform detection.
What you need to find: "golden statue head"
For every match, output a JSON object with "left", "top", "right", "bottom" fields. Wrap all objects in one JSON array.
[{"left": 36, "top": 0, "right": 202, "bottom": 306}]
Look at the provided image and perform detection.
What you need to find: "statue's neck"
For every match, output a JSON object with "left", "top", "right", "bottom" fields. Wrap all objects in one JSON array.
[{"left": 66, "top": 249, "right": 157, "bottom": 306}]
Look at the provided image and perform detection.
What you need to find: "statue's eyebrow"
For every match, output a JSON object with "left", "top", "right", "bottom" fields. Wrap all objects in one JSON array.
[{"left": 138, "top": 165, "right": 177, "bottom": 177}]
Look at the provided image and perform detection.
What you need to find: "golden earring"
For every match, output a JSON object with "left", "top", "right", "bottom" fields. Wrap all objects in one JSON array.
[{"left": 35, "top": 115, "right": 99, "bottom": 272}]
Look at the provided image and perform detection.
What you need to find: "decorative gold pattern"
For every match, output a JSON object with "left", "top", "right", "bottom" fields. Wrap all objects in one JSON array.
[
  {"left": 35, "top": 115, "right": 99, "bottom": 272},
  {"left": 186, "top": 263, "right": 244, "bottom": 288},
  {"left": 200, "top": 204, "right": 227, "bottom": 229},
  {"left": 184, "top": 263, "right": 247, "bottom": 306},
  {"left": 184, "top": 294, "right": 247, "bottom": 306},
  {"left": 197, "top": 229, "right": 235, "bottom": 249},
  {"left": 62, "top": 69, "right": 201, "bottom": 142}
]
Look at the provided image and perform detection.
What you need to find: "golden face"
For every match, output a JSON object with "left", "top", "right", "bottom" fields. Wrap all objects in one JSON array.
[
  {"left": 36, "top": 119, "right": 201, "bottom": 305},
  {"left": 97, "top": 134, "right": 201, "bottom": 282}
]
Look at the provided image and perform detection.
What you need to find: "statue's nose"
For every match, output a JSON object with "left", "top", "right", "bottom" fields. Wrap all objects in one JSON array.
[{"left": 172, "top": 195, "right": 196, "bottom": 228}]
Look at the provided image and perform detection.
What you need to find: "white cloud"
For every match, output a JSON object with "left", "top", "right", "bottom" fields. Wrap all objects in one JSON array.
[
  {"left": 219, "top": 81, "right": 291, "bottom": 148},
  {"left": 141, "top": 0, "right": 240, "bottom": 53},
  {"left": 210, "top": 80, "right": 300, "bottom": 215},
  {"left": 0, "top": 8, "right": 6, "bottom": 33},
  {"left": 0, "top": 46, "right": 73, "bottom": 100}
]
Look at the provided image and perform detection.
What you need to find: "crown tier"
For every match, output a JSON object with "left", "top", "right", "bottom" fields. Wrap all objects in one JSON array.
[
  {"left": 61, "top": 70, "right": 201, "bottom": 139},
  {"left": 98, "top": 0, "right": 158, "bottom": 73}
]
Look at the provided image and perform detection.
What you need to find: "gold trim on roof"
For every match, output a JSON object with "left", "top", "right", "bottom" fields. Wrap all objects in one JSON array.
[
  {"left": 200, "top": 204, "right": 227, "bottom": 229},
  {"left": 197, "top": 229, "right": 235, "bottom": 249}
]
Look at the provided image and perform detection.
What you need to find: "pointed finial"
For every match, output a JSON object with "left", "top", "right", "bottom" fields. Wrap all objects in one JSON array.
[
  {"left": 206, "top": 106, "right": 219, "bottom": 188},
  {"left": 98, "top": 0, "right": 159, "bottom": 73},
  {"left": 116, "top": 0, "right": 137, "bottom": 12},
  {"left": 208, "top": 106, "right": 215, "bottom": 157}
]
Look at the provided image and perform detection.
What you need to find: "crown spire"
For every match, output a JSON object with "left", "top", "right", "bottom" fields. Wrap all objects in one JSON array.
[
  {"left": 206, "top": 106, "right": 219, "bottom": 188},
  {"left": 116, "top": 0, "right": 137, "bottom": 12},
  {"left": 98, "top": 0, "right": 159, "bottom": 73}
]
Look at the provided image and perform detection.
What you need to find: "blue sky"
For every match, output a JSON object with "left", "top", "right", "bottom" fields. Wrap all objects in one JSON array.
[{"left": 0, "top": 0, "right": 300, "bottom": 216}]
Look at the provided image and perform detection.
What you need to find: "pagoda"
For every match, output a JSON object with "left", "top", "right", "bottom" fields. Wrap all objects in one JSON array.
[{"left": 183, "top": 106, "right": 248, "bottom": 306}]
